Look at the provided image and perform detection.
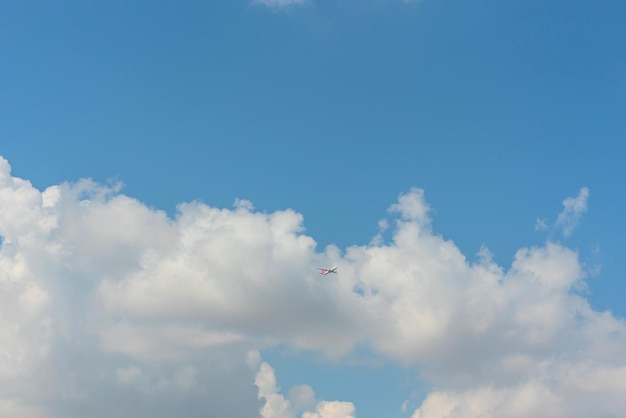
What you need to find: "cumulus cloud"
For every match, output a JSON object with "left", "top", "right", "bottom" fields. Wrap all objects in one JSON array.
[
  {"left": 302, "top": 401, "right": 356, "bottom": 418},
  {"left": 412, "top": 363, "right": 626, "bottom": 418},
  {"left": 256, "top": 362, "right": 294, "bottom": 418},
  {"left": 0, "top": 155, "right": 624, "bottom": 417},
  {"left": 255, "top": 361, "right": 355, "bottom": 418}
]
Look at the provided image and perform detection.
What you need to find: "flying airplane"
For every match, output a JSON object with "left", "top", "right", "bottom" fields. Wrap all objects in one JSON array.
[{"left": 318, "top": 267, "right": 338, "bottom": 275}]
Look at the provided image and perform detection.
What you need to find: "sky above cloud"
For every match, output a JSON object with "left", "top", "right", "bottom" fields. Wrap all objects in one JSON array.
[{"left": 1, "top": 0, "right": 625, "bottom": 417}]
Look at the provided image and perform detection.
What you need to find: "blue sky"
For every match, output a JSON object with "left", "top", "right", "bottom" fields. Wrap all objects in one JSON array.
[{"left": 1, "top": 1, "right": 625, "bottom": 417}]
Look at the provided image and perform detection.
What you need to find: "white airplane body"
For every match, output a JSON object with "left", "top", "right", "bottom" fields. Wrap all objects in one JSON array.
[{"left": 318, "top": 267, "right": 338, "bottom": 275}]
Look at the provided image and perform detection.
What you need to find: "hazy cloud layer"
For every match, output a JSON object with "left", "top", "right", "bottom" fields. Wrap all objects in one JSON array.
[{"left": 0, "top": 156, "right": 624, "bottom": 417}]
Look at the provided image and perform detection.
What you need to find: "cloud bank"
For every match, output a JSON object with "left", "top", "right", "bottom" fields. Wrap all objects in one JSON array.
[{"left": 0, "top": 156, "right": 624, "bottom": 417}]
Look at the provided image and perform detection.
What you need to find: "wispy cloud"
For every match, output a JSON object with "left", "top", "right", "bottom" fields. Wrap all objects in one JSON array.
[
  {"left": 252, "top": 0, "right": 307, "bottom": 9},
  {"left": 555, "top": 187, "right": 589, "bottom": 238},
  {"left": 535, "top": 217, "right": 549, "bottom": 231},
  {"left": 535, "top": 187, "right": 589, "bottom": 239}
]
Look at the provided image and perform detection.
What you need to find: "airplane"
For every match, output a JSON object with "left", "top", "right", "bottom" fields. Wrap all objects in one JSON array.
[{"left": 318, "top": 267, "right": 338, "bottom": 275}]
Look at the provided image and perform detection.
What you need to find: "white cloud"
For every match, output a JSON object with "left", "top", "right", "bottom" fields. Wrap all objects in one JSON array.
[
  {"left": 302, "top": 401, "right": 356, "bottom": 418},
  {"left": 256, "top": 362, "right": 294, "bottom": 418},
  {"left": 388, "top": 187, "right": 431, "bottom": 225},
  {"left": 252, "top": 0, "right": 307, "bottom": 9},
  {"left": 411, "top": 363, "right": 626, "bottom": 418},
  {"left": 411, "top": 382, "right": 563, "bottom": 418},
  {"left": 555, "top": 187, "right": 589, "bottom": 238},
  {"left": 0, "top": 155, "right": 624, "bottom": 417},
  {"left": 0, "top": 156, "right": 260, "bottom": 417},
  {"left": 255, "top": 360, "right": 355, "bottom": 418}
]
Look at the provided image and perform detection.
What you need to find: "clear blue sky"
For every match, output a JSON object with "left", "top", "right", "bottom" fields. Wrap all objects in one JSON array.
[{"left": 1, "top": 1, "right": 625, "bottom": 417}]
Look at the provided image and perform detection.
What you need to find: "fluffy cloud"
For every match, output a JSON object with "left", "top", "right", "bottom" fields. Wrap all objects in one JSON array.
[
  {"left": 255, "top": 360, "right": 355, "bottom": 418},
  {"left": 256, "top": 361, "right": 294, "bottom": 418},
  {"left": 0, "top": 157, "right": 260, "bottom": 417},
  {"left": 412, "top": 363, "right": 626, "bottom": 418},
  {"left": 0, "top": 155, "right": 624, "bottom": 417},
  {"left": 302, "top": 401, "right": 356, "bottom": 418}
]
